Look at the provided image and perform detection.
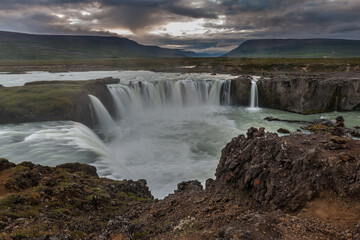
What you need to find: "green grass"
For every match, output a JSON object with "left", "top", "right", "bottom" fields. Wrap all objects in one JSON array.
[
  {"left": 0, "top": 82, "right": 86, "bottom": 118},
  {"left": 1, "top": 57, "right": 360, "bottom": 74}
]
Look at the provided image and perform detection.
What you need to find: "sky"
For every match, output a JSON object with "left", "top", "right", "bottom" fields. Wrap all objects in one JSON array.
[{"left": 1, "top": 0, "right": 360, "bottom": 55}]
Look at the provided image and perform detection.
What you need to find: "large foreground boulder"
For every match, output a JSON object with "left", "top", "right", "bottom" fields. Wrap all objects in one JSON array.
[{"left": 216, "top": 127, "right": 360, "bottom": 212}]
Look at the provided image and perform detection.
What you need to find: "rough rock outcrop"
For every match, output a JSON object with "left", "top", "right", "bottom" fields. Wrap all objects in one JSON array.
[
  {"left": 302, "top": 115, "right": 360, "bottom": 138},
  {"left": 0, "top": 159, "right": 152, "bottom": 239},
  {"left": 216, "top": 127, "right": 360, "bottom": 212}
]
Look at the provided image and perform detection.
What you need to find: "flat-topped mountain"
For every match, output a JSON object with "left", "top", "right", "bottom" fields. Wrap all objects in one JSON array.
[
  {"left": 0, "top": 31, "right": 197, "bottom": 60},
  {"left": 224, "top": 39, "right": 360, "bottom": 58}
]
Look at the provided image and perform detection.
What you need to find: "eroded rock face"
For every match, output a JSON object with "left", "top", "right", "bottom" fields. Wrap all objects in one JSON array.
[
  {"left": 215, "top": 127, "right": 360, "bottom": 212},
  {"left": 230, "top": 76, "right": 251, "bottom": 105},
  {"left": 231, "top": 73, "right": 360, "bottom": 113},
  {"left": 257, "top": 74, "right": 360, "bottom": 113}
]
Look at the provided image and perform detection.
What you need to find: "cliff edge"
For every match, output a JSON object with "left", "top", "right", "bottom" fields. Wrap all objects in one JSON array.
[{"left": 231, "top": 73, "right": 360, "bottom": 113}]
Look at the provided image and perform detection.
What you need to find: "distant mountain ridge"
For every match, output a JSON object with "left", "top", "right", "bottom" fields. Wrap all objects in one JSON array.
[
  {"left": 0, "top": 31, "right": 198, "bottom": 60},
  {"left": 224, "top": 39, "right": 360, "bottom": 58}
]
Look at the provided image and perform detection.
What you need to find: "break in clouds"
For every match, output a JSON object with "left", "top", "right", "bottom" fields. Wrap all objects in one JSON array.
[{"left": 1, "top": 0, "right": 360, "bottom": 54}]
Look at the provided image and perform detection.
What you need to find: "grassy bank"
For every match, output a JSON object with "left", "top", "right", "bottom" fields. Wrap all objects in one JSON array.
[
  {"left": 1, "top": 57, "right": 360, "bottom": 74},
  {"left": 0, "top": 81, "right": 86, "bottom": 118},
  {"left": 0, "top": 78, "right": 117, "bottom": 126}
]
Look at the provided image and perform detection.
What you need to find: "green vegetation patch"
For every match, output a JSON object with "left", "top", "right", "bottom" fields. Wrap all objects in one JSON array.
[
  {"left": 0, "top": 159, "right": 153, "bottom": 239},
  {"left": 1, "top": 57, "right": 360, "bottom": 74},
  {"left": 0, "top": 81, "right": 86, "bottom": 116}
]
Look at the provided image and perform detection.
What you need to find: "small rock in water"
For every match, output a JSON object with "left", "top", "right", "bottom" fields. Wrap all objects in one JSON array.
[{"left": 277, "top": 128, "right": 290, "bottom": 134}]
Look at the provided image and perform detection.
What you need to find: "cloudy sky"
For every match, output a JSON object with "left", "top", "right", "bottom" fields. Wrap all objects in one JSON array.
[{"left": 1, "top": 0, "right": 360, "bottom": 54}]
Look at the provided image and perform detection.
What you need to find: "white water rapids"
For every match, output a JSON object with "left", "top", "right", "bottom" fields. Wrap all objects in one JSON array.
[
  {"left": 249, "top": 76, "right": 259, "bottom": 110},
  {"left": 1, "top": 71, "right": 359, "bottom": 198}
]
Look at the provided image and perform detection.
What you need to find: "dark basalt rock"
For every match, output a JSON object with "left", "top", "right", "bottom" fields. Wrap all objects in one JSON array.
[
  {"left": 231, "top": 73, "right": 360, "bottom": 114},
  {"left": 0, "top": 158, "right": 16, "bottom": 172},
  {"left": 230, "top": 76, "right": 251, "bottom": 105},
  {"left": 216, "top": 126, "right": 360, "bottom": 212},
  {"left": 175, "top": 180, "right": 203, "bottom": 193},
  {"left": 264, "top": 116, "right": 314, "bottom": 124},
  {"left": 277, "top": 128, "right": 290, "bottom": 134},
  {"left": 257, "top": 74, "right": 360, "bottom": 113},
  {"left": 57, "top": 162, "right": 98, "bottom": 177}
]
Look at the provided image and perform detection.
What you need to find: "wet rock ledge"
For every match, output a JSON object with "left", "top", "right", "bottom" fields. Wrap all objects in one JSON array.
[{"left": 1, "top": 124, "right": 360, "bottom": 239}]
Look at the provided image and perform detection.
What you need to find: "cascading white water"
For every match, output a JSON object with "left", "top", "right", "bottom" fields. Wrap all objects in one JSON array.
[
  {"left": 221, "top": 80, "right": 231, "bottom": 106},
  {"left": 88, "top": 94, "right": 117, "bottom": 133},
  {"left": 107, "top": 79, "right": 231, "bottom": 119},
  {"left": 249, "top": 76, "right": 260, "bottom": 109}
]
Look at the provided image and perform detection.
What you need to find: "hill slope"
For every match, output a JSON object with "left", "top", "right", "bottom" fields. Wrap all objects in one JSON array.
[
  {"left": 224, "top": 39, "right": 360, "bottom": 58},
  {"left": 0, "top": 31, "right": 196, "bottom": 60}
]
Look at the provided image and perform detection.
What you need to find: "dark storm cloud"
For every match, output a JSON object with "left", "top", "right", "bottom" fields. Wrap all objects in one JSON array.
[{"left": 0, "top": 0, "right": 360, "bottom": 53}]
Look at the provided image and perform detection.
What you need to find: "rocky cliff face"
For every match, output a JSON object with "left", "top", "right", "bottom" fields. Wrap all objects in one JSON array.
[
  {"left": 231, "top": 73, "right": 360, "bottom": 113},
  {"left": 216, "top": 127, "right": 360, "bottom": 212},
  {"left": 230, "top": 76, "right": 252, "bottom": 105}
]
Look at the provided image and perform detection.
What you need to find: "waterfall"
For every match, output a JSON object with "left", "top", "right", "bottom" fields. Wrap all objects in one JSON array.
[
  {"left": 334, "top": 96, "right": 339, "bottom": 112},
  {"left": 220, "top": 80, "right": 231, "bottom": 106},
  {"left": 249, "top": 76, "right": 259, "bottom": 109},
  {"left": 88, "top": 94, "right": 117, "bottom": 133},
  {"left": 70, "top": 122, "right": 132, "bottom": 179},
  {"left": 107, "top": 79, "right": 232, "bottom": 119},
  {"left": 334, "top": 86, "right": 341, "bottom": 112}
]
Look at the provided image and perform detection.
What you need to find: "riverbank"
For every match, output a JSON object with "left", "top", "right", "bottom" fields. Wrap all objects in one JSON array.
[
  {"left": 1, "top": 125, "right": 359, "bottom": 239},
  {"left": 0, "top": 78, "right": 118, "bottom": 127}
]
